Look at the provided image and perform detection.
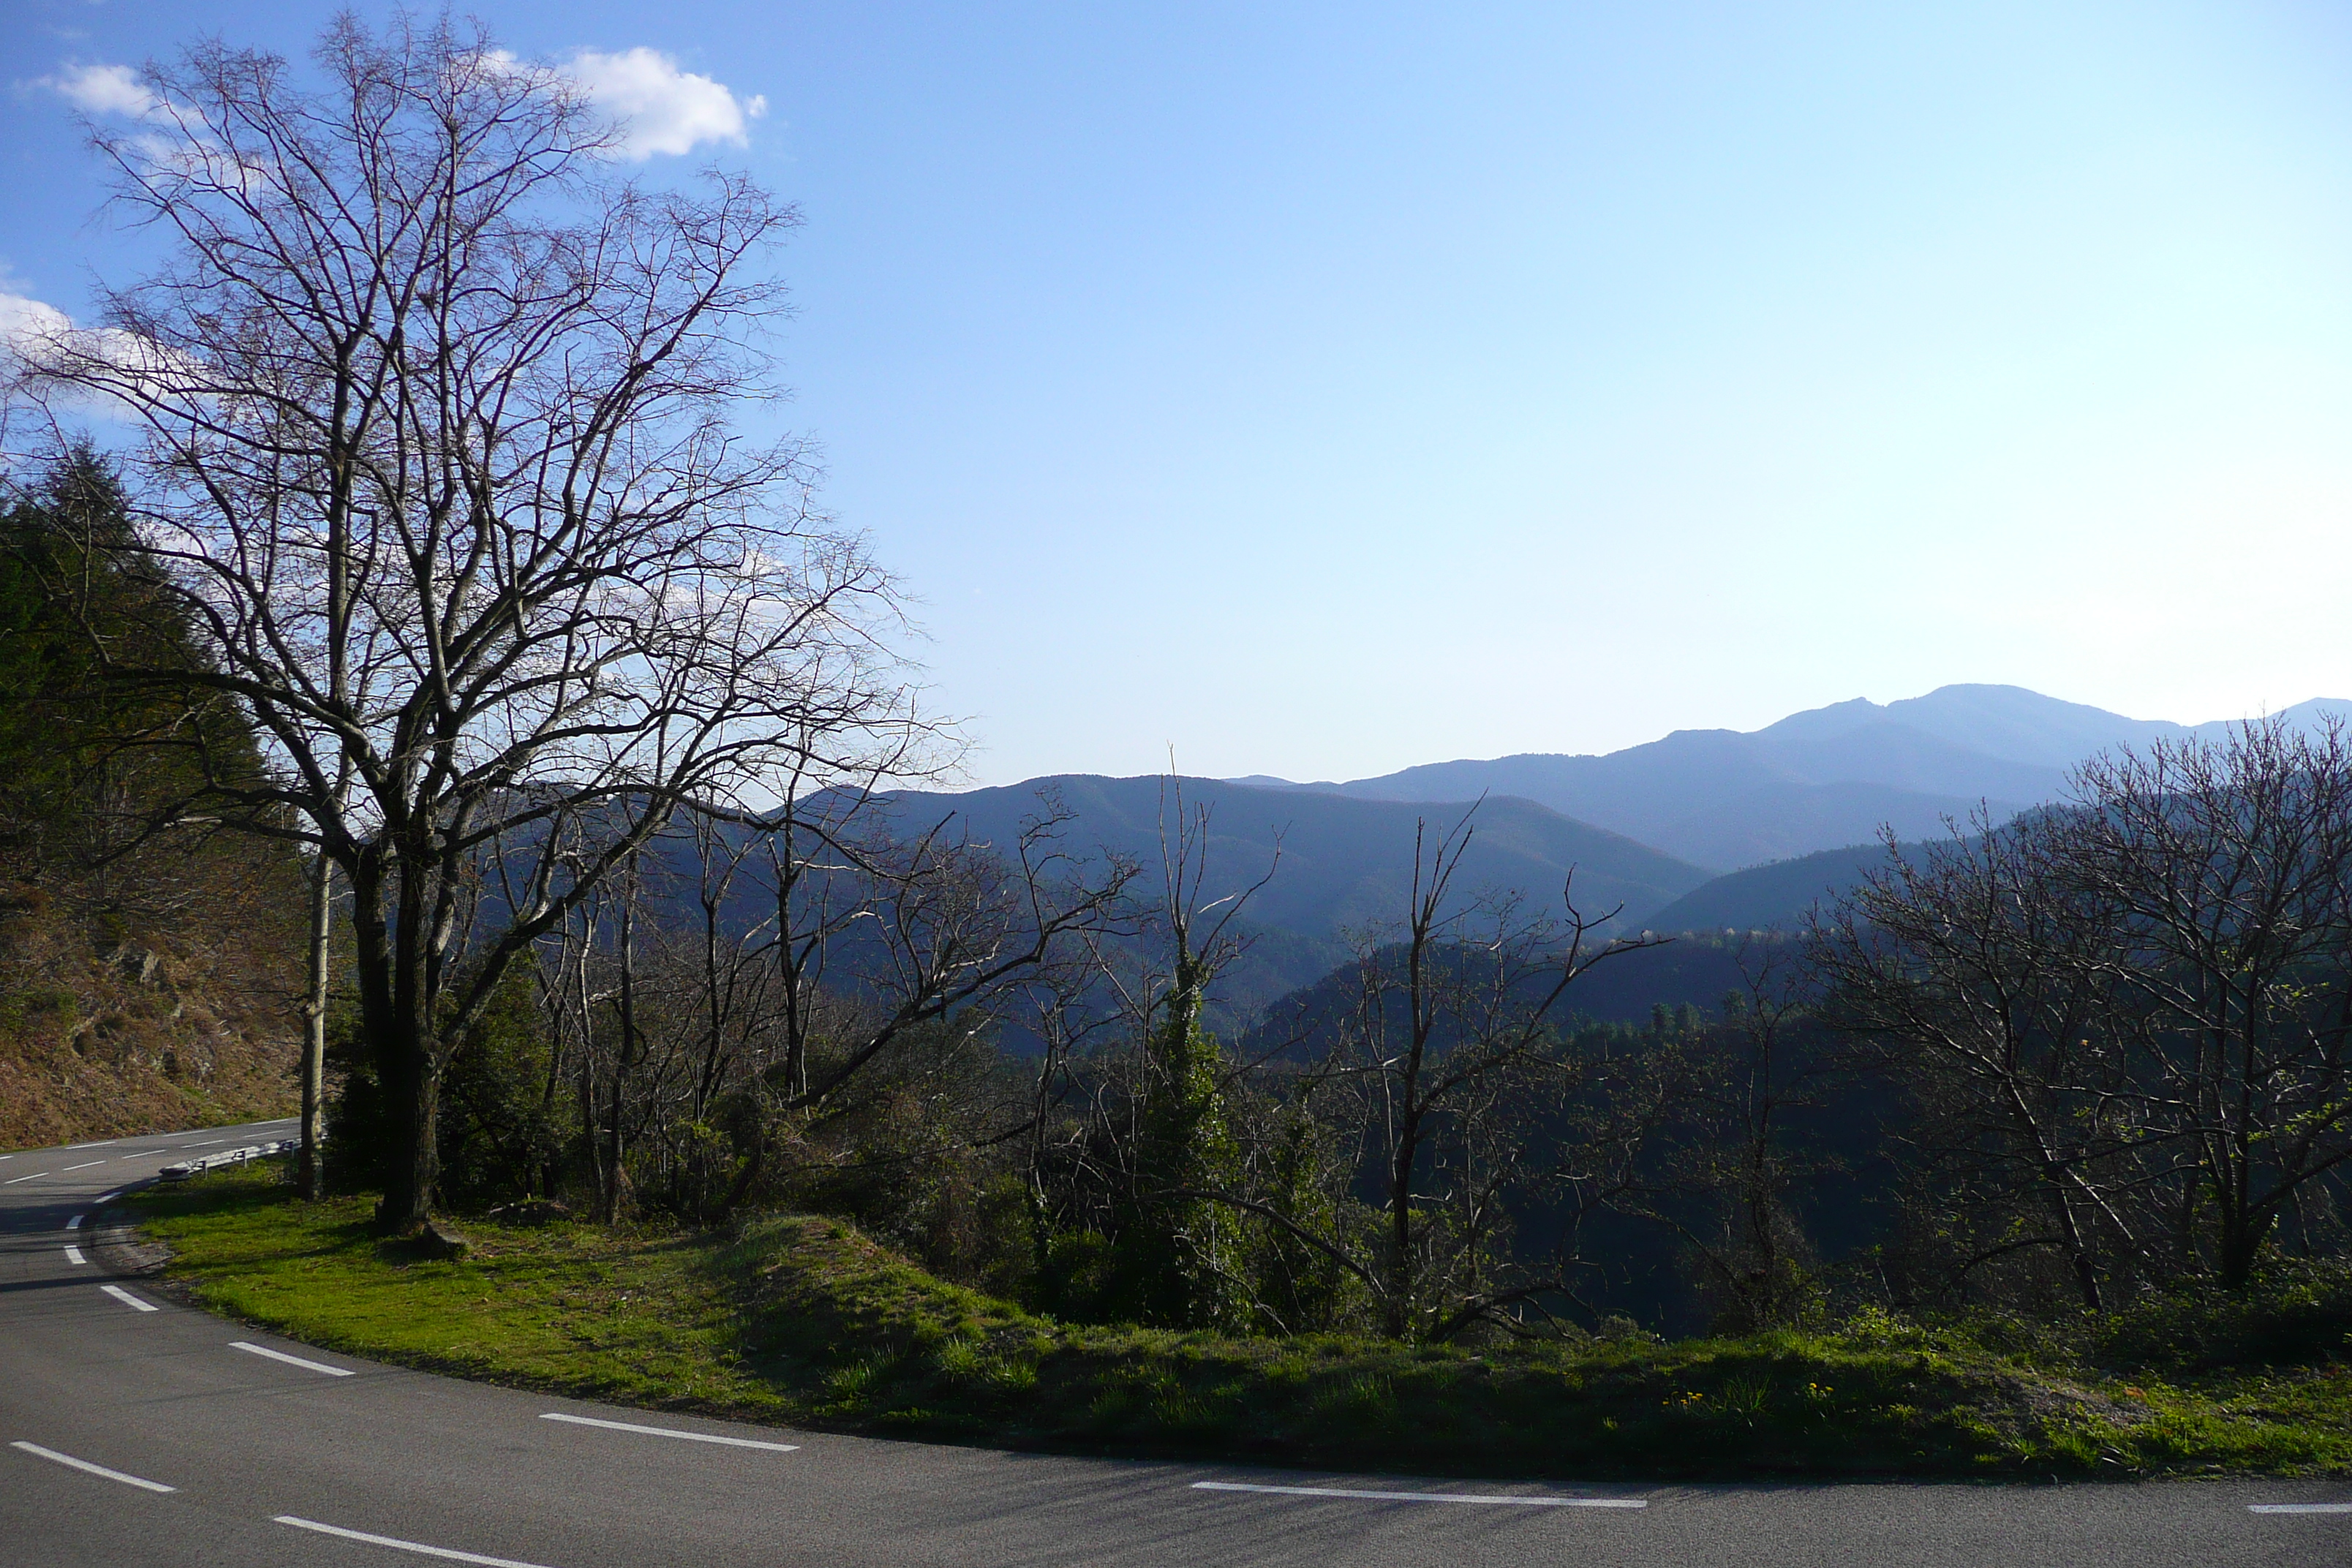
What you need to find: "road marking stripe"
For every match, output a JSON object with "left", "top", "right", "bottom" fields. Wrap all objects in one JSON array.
[
  {"left": 64, "top": 1245, "right": 85, "bottom": 1265},
  {"left": 9, "top": 1440, "right": 176, "bottom": 1493},
  {"left": 100, "top": 1285, "right": 158, "bottom": 1313},
  {"left": 1189, "top": 1481, "right": 1646, "bottom": 1507},
  {"left": 3, "top": 1172, "right": 46, "bottom": 1185},
  {"left": 537, "top": 1411, "right": 798, "bottom": 1451},
  {"left": 94, "top": 1189, "right": 122, "bottom": 1203},
  {"left": 64, "top": 1140, "right": 118, "bottom": 1150},
  {"left": 67, "top": 1214, "right": 82, "bottom": 1230},
  {"left": 232, "top": 1341, "right": 354, "bottom": 1377},
  {"left": 61, "top": 1160, "right": 106, "bottom": 1172},
  {"left": 273, "top": 1516, "right": 559, "bottom": 1567},
  {"left": 1194, "top": 1485, "right": 1637, "bottom": 1504},
  {"left": 2251, "top": 1503, "right": 2352, "bottom": 1514}
]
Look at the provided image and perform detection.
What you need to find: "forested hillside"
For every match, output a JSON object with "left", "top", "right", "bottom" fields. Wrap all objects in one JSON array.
[
  {"left": 0, "top": 455, "right": 303, "bottom": 1147},
  {"left": 876, "top": 773, "right": 1711, "bottom": 1020},
  {"left": 889, "top": 773, "right": 1713, "bottom": 934},
  {"left": 1639, "top": 843, "right": 1897, "bottom": 934}
]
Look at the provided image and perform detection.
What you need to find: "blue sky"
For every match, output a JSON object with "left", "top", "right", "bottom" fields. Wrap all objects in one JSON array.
[{"left": 7, "top": 1, "right": 2351, "bottom": 785}]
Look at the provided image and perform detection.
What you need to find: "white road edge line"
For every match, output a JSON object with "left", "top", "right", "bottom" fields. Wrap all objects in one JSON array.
[
  {"left": 232, "top": 1341, "right": 354, "bottom": 1377},
  {"left": 2250, "top": 1503, "right": 2352, "bottom": 1514},
  {"left": 94, "top": 1189, "right": 122, "bottom": 1203},
  {"left": 64, "top": 1140, "right": 118, "bottom": 1150},
  {"left": 537, "top": 1411, "right": 798, "bottom": 1451},
  {"left": 273, "top": 1515, "right": 559, "bottom": 1567},
  {"left": 100, "top": 1284, "right": 158, "bottom": 1313},
  {"left": 1189, "top": 1481, "right": 1646, "bottom": 1507},
  {"left": 61, "top": 1160, "right": 106, "bottom": 1172},
  {"left": 3, "top": 1171, "right": 47, "bottom": 1185},
  {"left": 64, "top": 1245, "right": 86, "bottom": 1265},
  {"left": 9, "top": 1440, "right": 176, "bottom": 1493},
  {"left": 67, "top": 1214, "right": 83, "bottom": 1229}
]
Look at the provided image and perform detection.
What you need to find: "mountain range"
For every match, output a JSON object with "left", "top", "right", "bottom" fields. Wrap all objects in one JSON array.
[
  {"left": 1232, "top": 684, "right": 2351, "bottom": 872},
  {"left": 889, "top": 685, "right": 2350, "bottom": 1022}
]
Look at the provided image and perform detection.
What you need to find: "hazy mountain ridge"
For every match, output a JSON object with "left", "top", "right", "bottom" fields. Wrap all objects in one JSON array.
[
  {"left": 1242, "top": 685, "right": 2352, "bottom": 872},
  {"left": 881, "top": 687, "right": 2352, "bottom": 1025}
]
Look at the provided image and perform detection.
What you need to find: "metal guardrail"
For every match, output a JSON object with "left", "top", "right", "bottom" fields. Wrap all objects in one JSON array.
[{"left": 157, "top": 1139, "right": 302, "bottom": 1183}]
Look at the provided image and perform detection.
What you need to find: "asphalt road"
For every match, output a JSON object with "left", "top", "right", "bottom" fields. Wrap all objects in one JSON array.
[{"left": 3, "top": 1120, "right": 2348, "bottom": 1567}]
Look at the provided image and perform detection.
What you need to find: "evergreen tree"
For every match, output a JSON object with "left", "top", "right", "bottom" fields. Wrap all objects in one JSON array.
[{"left": 1112, "top": 938, "right": 1247, "bottom": 1328}]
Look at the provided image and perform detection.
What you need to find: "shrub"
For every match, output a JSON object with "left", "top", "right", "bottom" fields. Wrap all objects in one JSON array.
[{"left": 2096, "top": 1259, "right": 2352, "bottom": 1372}]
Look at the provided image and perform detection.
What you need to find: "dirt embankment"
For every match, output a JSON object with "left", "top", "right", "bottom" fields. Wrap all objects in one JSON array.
[{"left": 0, "top": 881, "right": 300, "bottom": 1150}]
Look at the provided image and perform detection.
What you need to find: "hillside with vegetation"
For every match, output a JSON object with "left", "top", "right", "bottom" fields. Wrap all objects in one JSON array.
[
  {"left": 0, "top": 455, "right": 304, "bottom": 1148},
  {"left": 132, "top": 1162, "right": 2352, "bottom": 1480}
]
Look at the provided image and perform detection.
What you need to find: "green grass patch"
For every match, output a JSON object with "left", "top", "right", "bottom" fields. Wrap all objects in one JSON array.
[{"left": 129, "top": 1166, "right": 2352, "bottom": 1480}]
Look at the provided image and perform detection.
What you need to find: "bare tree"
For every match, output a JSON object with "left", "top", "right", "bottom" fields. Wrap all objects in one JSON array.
[
  {"left": 658, "top": 785, "right": 1137, "bottom": 1224},
  {"left": 1810, "top": 814, "right": 2145, "bottom": 1310},
  {"left": 7, "top": 18, "right": 925, "bottom": 1226},
  {"left": 2064, "top": 720, "right": 2352, "bottom": 1286},
  {"left": 1812, "top": 717, "right": 2352, "bottom": 1303},
  {"left": 1599, "top": 940, "right": 1838, "bottom": 1332},
  {"left": 1196, "top": 806, "right": 1662, "bottom": 1341},
  {"left": 1346, "top": 812, "right": 1663, "bottom": 1338}
]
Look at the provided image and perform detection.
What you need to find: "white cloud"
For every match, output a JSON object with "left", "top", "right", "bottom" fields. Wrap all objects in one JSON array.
[
  {"left": 41, "top": 61, "right": 159, "bottom": 119},
  {"left": 42, "top": 50, "right": 760, "bottom": 162},
  {"left": 0, "top": 291, "right": 73, "bottom": 353},
  {"left": 1, "top": 287, "right": 200, "bottom": 419},
  {"left": 562, "top": 48, "right": 764, "bottom": 160}
]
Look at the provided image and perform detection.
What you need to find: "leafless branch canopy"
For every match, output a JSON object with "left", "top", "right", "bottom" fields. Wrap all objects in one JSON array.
[{"left": 5, "top": 16, "right": 937, "bottom": 1221}]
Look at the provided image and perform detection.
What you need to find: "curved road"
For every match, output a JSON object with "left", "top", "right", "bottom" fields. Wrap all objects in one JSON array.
[{"left": 2, "top": 1119, "right": 2347, "bottom": 1567}]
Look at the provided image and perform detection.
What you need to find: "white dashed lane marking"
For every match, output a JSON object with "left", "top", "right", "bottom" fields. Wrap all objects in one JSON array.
[
  {"left": 2251, "top": 1503, "right": 2352, "bottom": 1514},
  {"left": 99, "top": 1285, "right": 158, "bottom": 1313},
  {"left": 538, "top": 1411, "right": 797, "bottom": 1451},
  {"left": 1189, "top": 1481, "right": 1646, "bottom": 1507},
  {"left": 274, "top": 1516, "right": 560, "bottom": 1567},
  {"left": 233, "top": 1341, "right": 354, "bottom": 1377},
  {"left": 8, "top": 1441, "right": 175, "bottom": 1493},
  {"left": 63, "top": 1245, "right": 85, "bottom": 1265}
]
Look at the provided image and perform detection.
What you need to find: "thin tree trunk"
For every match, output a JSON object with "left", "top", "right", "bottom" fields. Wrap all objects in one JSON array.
[
  {"left": 298, "top": 851, "right": 333, "bottom": 1201},
  {"left": 600, "top": 891, "right": 640, "bottom": 1224}
]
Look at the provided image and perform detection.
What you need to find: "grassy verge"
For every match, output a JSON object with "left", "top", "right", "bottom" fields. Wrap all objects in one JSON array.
[{"left": 127, "top": 1166, "right": 2352, "bottom": 1480}]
